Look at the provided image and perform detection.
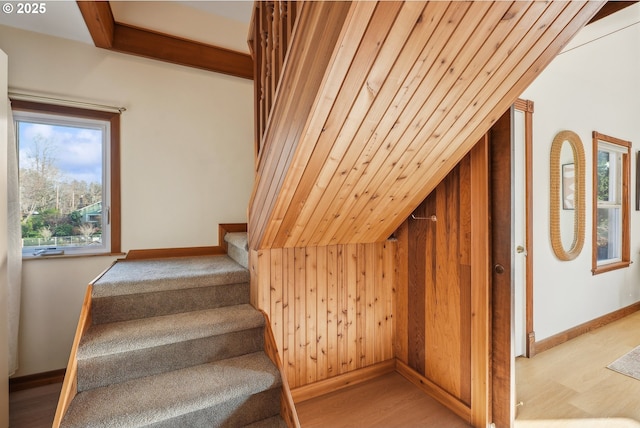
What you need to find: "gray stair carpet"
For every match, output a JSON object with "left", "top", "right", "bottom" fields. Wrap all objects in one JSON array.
[
  {"left": 62, "top": 352, "right": 282, "bottom": 428},
  {"left": 61, "top": 254, "right": 287, "bottom": 428},
  {"left": 245, "top": 416, "right": 289, "bottom": 428},
  {"left": 224, "top": 232, "right": 249, "bottom": 269},
  {"left": 77, "top": 305, "right": 265, "bottom": 391},
  {"left": 91, "top": 255, "right": 250, "bottom": 324}
]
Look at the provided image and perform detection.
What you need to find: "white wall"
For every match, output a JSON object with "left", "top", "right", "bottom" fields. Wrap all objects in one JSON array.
[
  {"left": 521, "top": 5, "right": 640, "bottom": 341},
  {"left": 109, "top": 2, "right": 251, "bottom": 53},
  {"left": 1, "top": 48, "right": 10, "bottom": 428},
  {"left": 0, "top": 25, "right": 254, "bottom": 376}
]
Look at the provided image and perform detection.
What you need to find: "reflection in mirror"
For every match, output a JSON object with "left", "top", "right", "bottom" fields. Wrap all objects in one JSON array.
[
  {"left": 559, "top": 141, "right": 575, "bottom": 250},
  {"left": 550, "top": 130, "right": 585, "bottom": 261}
]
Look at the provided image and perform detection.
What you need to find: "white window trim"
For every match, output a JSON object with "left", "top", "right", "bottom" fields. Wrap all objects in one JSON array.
[
  {"left": 13, "top": 105, "right": 117, "bottom": 258},
  {"left": 592, "top": 131, "right": 631, "bottom": 275}
]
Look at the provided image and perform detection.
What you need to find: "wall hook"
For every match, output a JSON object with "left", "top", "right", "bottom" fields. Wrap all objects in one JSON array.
[{"left": 411, "top": 214, "right": 437, "bottom": 222}]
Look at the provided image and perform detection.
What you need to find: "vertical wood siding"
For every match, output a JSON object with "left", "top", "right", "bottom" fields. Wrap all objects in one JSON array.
[
  {"left": 395, "top": 149, "right": 478, "bottom": 407},
  {"left": 251, "top": 242, "right": 395, "bottom": 389}
]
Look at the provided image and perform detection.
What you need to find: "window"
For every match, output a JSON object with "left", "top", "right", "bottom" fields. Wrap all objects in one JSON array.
[
  {"left": 12, "top": 101, "right": 120, "bottom": 257},
  {"left": 592, "top": 131, "right": 630, "bottom": 274}
]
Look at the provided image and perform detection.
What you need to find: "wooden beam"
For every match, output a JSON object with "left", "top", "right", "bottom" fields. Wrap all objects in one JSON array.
[
  {"left": 588, "top": 1, "right": 636, "bottom": 24},
  {"left": 76, "top": 1, "right": 115, "bottom": 48},
  {"left": 76, "top": 1, "right": 253, "bottom": 80},
  {"left": 112, "top": 23, "right": 253, "bottom": 79}
]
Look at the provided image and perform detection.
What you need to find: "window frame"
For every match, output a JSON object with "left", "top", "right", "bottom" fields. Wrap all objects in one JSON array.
[
  {"left": 592, "top": 131, "right": 631, "bottom": 275},
  {"left": 11, "top": 100, "right": 121, "bottom": 257}
]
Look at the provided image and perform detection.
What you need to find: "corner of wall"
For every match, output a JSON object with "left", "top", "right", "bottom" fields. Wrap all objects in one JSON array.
[{"left": 1, "top": 47, "right": 11, "bottom": 428}]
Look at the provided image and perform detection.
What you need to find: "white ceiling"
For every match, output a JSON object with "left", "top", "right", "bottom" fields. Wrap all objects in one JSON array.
[
  {"left": 0, "top": 1, "right": 254, "bottom": 49},
  {"left": 0, "top": 1, "right": 93, "bottom": 44},
  {"left": 176, "top": 1, "right": 253, "bottom": 23},
  {"left": 110, "top": 1, "right": 253, "bottom": 52},
  {"left": 562, "top": 1, "right": 640, "bottom": 53}
]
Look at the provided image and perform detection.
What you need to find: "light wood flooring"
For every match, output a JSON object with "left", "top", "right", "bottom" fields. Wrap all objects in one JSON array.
[
  {"left": 9, "top": 311, "right": 640, "bottom": 427},
  {"left": 296, "top": 372, "right": 470, "bottom": 427},
  {"left": 516, "top": 310, "right": 640, "bottom": 422}
]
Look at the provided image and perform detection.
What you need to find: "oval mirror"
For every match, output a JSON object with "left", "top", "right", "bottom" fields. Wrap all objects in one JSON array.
[{"left": 550, "top": 130, "right": 585, "bottom": 260}]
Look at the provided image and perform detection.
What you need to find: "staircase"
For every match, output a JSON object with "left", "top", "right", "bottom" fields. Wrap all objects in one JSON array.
[{"left": 58, "top": 235, "right": 289, "bottom": 427}]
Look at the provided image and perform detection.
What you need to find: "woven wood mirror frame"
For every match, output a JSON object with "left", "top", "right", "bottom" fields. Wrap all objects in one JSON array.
[{"left": 550, "top": 130, "right": 585, "bottom": 261}]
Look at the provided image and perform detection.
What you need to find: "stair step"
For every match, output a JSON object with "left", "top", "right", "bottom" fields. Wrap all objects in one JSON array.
[
  {"left": 77, "top": 304, "right": 265, "bottom": 391},
  {"left": 91, "top": 255, "right": 250, "bottom": 324},
  {"left": 245, "top": 415, "right": 289, "bottom": 427},
  {"left": 224, "top": 232, "right": 248, "bottom": 252},
  {"left": 92, "top": 255, "right": 249, "bottom": 297},
  {"left": 61, "top": 352, "right": 282, "bottom": 428},
  {"left": 225, "top": 232, "right": 249, "bottom": 269}
]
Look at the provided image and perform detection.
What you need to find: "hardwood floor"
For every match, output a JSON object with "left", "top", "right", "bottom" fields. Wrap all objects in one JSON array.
[
  {"left": 9, "top": 311, "right": 640, "bottom": 427},
  {"left": 296, "top": 372, "right": 470, "bottom": 427},
  {"left": 516, "top": 310, "right": 640, "bottom": 422},
  {"left": 297, "top": 311, "right": 640, "bottom": 427},
  {"left": 9, "top": 382, "right": 60, "bottom": 428}
]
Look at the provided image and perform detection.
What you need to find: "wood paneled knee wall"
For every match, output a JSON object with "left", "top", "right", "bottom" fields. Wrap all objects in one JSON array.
[
  {"left": 250, "top": 242, "right": 395, "bottom": 390},
  {"left": 249, "top": 140, "right": 491, "bottom": 426}
]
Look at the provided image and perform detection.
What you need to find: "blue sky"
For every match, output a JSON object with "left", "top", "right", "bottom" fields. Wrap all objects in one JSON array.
[{"left": 18, "top": 121, "right": 103, "bottom": 185}]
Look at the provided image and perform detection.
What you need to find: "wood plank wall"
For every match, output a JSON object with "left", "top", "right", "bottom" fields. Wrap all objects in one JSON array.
[
  {"left": 250, "top": 242, "right": 395, "bottom": 389},
  {"left": 394, "top": 148, "right": 480, "bottom": 410},
  {"left": 248, "top": 1, "right": 602, "bottom": 251}
]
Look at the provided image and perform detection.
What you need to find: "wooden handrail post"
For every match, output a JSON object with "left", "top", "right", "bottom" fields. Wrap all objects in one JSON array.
[{"left": 249, "top": 0, "right": 300, "bottom": 165}]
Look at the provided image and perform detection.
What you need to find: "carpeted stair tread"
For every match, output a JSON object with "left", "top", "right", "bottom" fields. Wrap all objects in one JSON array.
[
  {"left": 62, "top": 352, "right": 281, "bottom": 428},
  {"left": 92, "top": 255, "right": 249, "bottom": 298},
  {"left": 244, "top": 415, "right": 289, "bottom": 427},
  {"left": 225, "top": 232, "right": 249, "bottom": 269},
  {"left": 78, "top": 304, "right": 263, "bottom": 359},
  {"left": 224, "top": 232, "right": 248, "bottom": 251}
]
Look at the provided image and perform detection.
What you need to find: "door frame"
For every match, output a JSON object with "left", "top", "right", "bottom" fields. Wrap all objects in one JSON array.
[
  {"left": 514, "top": 99, "right": 535, "bottom": 358},
  {"left": 490, "top": 107, "right": 515, "bottom": 428}
]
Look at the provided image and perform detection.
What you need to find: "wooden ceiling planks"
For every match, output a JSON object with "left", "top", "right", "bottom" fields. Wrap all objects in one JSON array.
[
  {"left": 273, "top": 1, "right": 408, "bottom": 248},
  {"left": 312, "top": 1, "right": 509, "bottom": 248},
  {"left": 273, "top": 1, "right": 429, "bottom": 249},
  {"left": 363, "top": 0, "right": 606, "bottom": 245},
  {"left": 355, "top": 1, "right": 600, "bottom": 244},
  {"left": 301, "top": 1, "right": 453, "bottom": 249},
  {"left": 349, "top": 0, "right": 570, "bottom": 244},
  {"left": 249, "top": 1, "right": 603, "bottom": 250},
  {"left": 250, "top": 2, "right": 356, "bottom": 245},
  {"left": 250, "top": 1, "right": 379, "bottom": 249}
]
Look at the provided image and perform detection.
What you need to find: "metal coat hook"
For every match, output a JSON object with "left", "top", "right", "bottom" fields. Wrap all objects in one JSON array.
[{"left": 411, "top": 214, "right": 437, "bottom": 222}]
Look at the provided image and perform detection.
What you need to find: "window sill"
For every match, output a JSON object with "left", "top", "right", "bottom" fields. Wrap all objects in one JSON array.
[
  {"left": 592, "top": 260, "right": 631, "bottom": 275},
  {"left": 22, "top": 252, "right": 125, "bottom": 261}
]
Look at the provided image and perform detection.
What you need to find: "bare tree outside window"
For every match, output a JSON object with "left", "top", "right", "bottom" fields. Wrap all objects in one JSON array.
[
  {"left": 12, "top": 100, "right": 121, "bottom": 257},
  {"left": 19, "top": 135, "right": 61, "bottom": 223},
  {"left": 77, "top": 223, "right": 98, "bottom": 243},
  {"left": 13, "top": 106, "right": 112, "bottom": 255}
]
